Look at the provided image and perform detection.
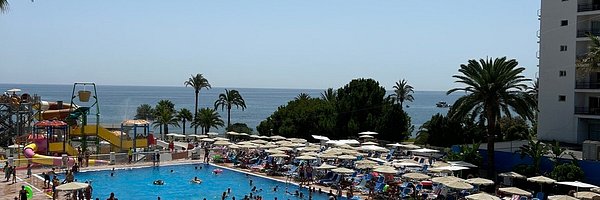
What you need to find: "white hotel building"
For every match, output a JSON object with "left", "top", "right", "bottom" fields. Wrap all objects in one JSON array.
[{"left": 538, "top": 0, "right": 600, "bottom": 144}]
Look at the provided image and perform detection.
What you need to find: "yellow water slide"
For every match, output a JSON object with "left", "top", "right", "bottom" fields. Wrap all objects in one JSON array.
[
  {"left": 23, "top": 143, "right": 107, "bottom": 166},
  {"left": 71, "top": 125, "right": 148, "bottom": 149}
]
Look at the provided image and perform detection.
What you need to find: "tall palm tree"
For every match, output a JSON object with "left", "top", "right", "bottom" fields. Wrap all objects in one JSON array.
[
  {"left": 1, "top": 0, "right": 8, "bottom": 13},
  {"left": 152, "top": 102, "right": 179, "bottom": 140},
  {"left": 134, "top": 104, "right": 155, "bottom": 121},
  {"left": 390, "top": 79, "right": 414, "bottom": 108},
  {"left": 184, "top": 73, "right": 211, "bottom": 135},
  {"left": 191, "top": 108, "right": 225, "bottom": 134},
  {"left": 448, "top": 57, "right": 536, "bottom": 178},
  {"left": 176, "top": 108, "right": 193, "bottom": 135},
  {"left": 214, "top": 89, "right": 247, "bottom": 127}
]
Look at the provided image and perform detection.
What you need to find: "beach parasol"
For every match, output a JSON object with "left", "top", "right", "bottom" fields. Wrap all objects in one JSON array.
[
  {"left": 498, "top": 187, "right": 532, "bottom": 196},
  {"left": 410, "top": 148, "right": 439, "bottom": 153},
  {"left": 361, "top": 142, "right": 378, "bottom": 145},
  {"left": 237, "top": 133, "right": 249, "bottom": 136},
  {"left": 431, "top": 165, "right": 469, "bottom": 171},
  {"left": 260, "top": 144, "right": 278, "bottom": 149},
  {"left": 296, "top": 155, "right": 317, "bottom": 160},
  {"left": 265, "top": 149, "right": 285, "bottom": 154},
  {"left": 448, "top": 161, "right": 479, "bottom": 168},
  {"left": 548, "top": 195, "right": 579, "bottom": 200},
  {"left": 226, "top": 131, "right": 239, "bottom": 135},
  {"left": 206, "top": 132, "right": 219, "bottom": 136},
  {"left": 228, "top": 144, "right": 240, "bottom": 149},
  {"left": 393, "top": 161, "right": 421, "bottom": 168},
  {"left": 592, "top": 187, "right": 600, "bottom": 193},
  {"left": 270, "top": 135, "right": 286, "bottom": 140},
  {"left": 197, "top": 135, "right": 209, "bottom": 138},
  {"left": 557, "top": 181, "right": 598, "bottom": 189},
  {"left": 373, "top": 166, "right": 397, "bottom": 174},
  {"left": 200, "top": 138, "right": 215, "bottom": 142},
  {"left": 316, "top": 163, "right": 336, "bottom": 170},
  {"left": 331, "top": 167, "right": 355, "bottom": 174},
  {"left": 213, "top": 141, "right": 232, "bottom": 146},
  {"left": 337, "top": 155, "right": 357, "bottom": 160},
  {"left": 250, "top": 139, "right": 269, "bottom": 144},
  {"left": 356, "top": 160, "right": 378, "bottom": 165},
  {"left": 238, "top": 144, "right": 257, "bottom": 149},
  {"left": 527, "top": 176, "right": 556, "bottom": 184},
  {"left": 432, "top": 176, "right": 465, "bottom": 184},
  {"left": 445, "top": 181, "right": 474, "bottom": 190},
  {"left": 358, "top": 131, "right": 378, "bottom": 135},
  {"left": 214, "top": 137, "right": 229, "bottom": 141},
  {"left": 249, "top": 135, "right": 260, "bottom": 138},
  {"left": 275, "top": 147, "right": 293, "bottom": 151},
  {"left": 270, "top": 154, "right": 289, "bottom": 158},
  {"left": 359, "top": 135, "right": 374, "bottom": 138},
  {"left": 300, "top": 147, "right": 321, "bottom": 152},
  {"left": 301, "top": 152, "right": 318, "bottom": 157},
  {"left": 575, "top": 192, "right": 600, "bottom": 200},
  {"left": 466, "top": 192, "right": 501, "bottom": 200},
  {"left": 466, "top": 178, "right": 495, "bottom": 186},
  {"left": 402, "top": 173, "right": 431, "bottom": 180},
  {"left": 55, "top": 182, "right": 89, "bottom": 191},
  {"left": 360, "top": 145, "right": 388, "bottom": 152},
  {"left": 498, "top": 172, "right": 526, "bottom": 179},
  {"left": 355, "top": 164, "right": 376, "bottom": 169}
]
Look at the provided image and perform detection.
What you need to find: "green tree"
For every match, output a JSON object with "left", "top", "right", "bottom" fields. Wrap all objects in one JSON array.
[
  {"left": 214, "top": 89, "right": 247, "bottom": 127},
  {"left": 152, "top": 100, "right": 179, "bottom": 140},
  {"left": 184, "top": 73, "right": 211, "bottom": 135},
  {"left": 498, "top": 116, "right": 531, "bottom": 141},
  {"left": 192, "top": 108, "right": 224, "bottom": 134},
  {"left": 576, "top": 34, "right": 600, "bottom": 74},
  {"left": 135, "top": 104, "right": 155, "bottom": 121},
  {"left": 258, "top": 97, "right": 336, "bottom": 139},
  {"left": 227, "top": 123, "right": 253, "bottom": 134},
  {"left": 390, "top": 79, "right": 414, "bottom": 108},
  {"left": 448, "top": 57, "right": 536, "bottom": 178},
  {"left": 517, "top": 137, "right": 548, "bottom": 175},
  {"left": 176, "top": 108, "right": 193, "bottom": 135}
]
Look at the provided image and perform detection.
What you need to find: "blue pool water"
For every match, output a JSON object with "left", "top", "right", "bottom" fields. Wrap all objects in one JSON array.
[{"left": 61, "top": 163, "right": 345, "bottom": 200}]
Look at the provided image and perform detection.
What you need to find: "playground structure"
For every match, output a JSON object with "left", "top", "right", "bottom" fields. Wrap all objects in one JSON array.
[
  {"left": 0, "top": 89, "right": 35, "bottom": 147},
  {"left": 0, "top": 83, "right": 151, "bottom": 167}
]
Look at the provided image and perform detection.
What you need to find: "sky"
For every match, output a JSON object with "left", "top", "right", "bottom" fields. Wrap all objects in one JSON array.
[{"left": 0, "top": 1, "right": 540, "bottom": 91}]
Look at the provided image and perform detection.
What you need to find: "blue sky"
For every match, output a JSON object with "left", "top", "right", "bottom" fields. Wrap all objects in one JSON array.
[{"left": 0, "top": 1, "right": 540, "bottom": 91}]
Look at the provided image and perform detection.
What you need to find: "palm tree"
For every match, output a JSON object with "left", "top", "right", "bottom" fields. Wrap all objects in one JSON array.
[
  {"left": 448, "top": 57, "right": 536, "bottom": 178},
  {"left": 214, "top": 89, "right": 247, "bottom": 127},
  {"left": 134, "top": 104, "right": 155, "bottom": 121},
  {"left": 152, "top": 103, "right": 179, "bottom": 140},
  {"left": 1, "top": 0, "right": 8, "bottom": 13},
  {"left": 517, "top": 137, "right": 548, "bottom": 175},
  {"left": 577, "top": 34, "right": 600, "bottom": 72},
  {"left": 176, "top": 108, "right": 193, "bottom": 135},
  {"left": 295, "top": 93, "right": 311, "bottom": 101},
  {"left": 191, "top": 108, "right": 224, "bottom": 134},
  {"left": 390, "top": 79, "right": 414, "bottom": 108},
  {"left": 184, "top": 73, "right": 211, "bottom": 135},
  {"left": 320, "top": 88, "right": 337, "bottom": 103}
]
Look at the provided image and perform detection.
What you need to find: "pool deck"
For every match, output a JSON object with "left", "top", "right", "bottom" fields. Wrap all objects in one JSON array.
[{"left": 0, "top": 159, "right": 369, "bottom": 200}]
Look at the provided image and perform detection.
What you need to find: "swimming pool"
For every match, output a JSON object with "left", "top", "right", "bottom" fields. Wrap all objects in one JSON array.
[{"left": 61, "top": 163, "right": 347, "bottom": 200}]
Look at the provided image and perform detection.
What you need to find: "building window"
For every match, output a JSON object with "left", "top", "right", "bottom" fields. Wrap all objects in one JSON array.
[
  {"left": 560, "top": 45, "right": 568, "bottom": 51},
  {"left": 559, "top": 95, "right": 566, "bottom": 102},
  {"left": 561, "top": 20, "right": 568, "bottom": 26},
  {"left": 559, "top": 70, "right": 567, "bottom": 77}
]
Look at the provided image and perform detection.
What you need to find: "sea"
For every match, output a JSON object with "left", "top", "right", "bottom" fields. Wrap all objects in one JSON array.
[{"left": 0, "top": 84, "right": 461, "bottom": 137}]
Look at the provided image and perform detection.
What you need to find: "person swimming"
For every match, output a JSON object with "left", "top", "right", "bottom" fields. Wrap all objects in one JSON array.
[
  {"left": 153, "top": 180, "right": 164, "bottom": 185},
  {"left": 191, "top": 177, "right": 202, "bottom": 184},
  {"left": 170, "top": 170, "right": 174, "bottom": 173}
]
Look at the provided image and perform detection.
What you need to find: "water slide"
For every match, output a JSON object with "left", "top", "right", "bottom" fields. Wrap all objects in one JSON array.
[
  {"left": 48, "top": 142, "right": 78, "bottom": 156},
  {"left": 71, "top": 125, "right": 148, "bottom": 149},
  {"left": 23, "top": 143, "right": 107, "bottom": 166},
  {"left": 33, "top": 101, "right": 78, "bottom": 121}
]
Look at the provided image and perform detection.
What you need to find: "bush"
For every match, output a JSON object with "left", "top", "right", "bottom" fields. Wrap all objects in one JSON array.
[
  {"left": 550, "top": 163, "right": 584, "bottom": 181},
  {"left": 227, "top": 123, "right": 253, "bottom": 134}
]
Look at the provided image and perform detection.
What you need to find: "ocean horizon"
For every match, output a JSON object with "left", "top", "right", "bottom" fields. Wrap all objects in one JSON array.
[{"left": 0, "top": 83, "right": 462, "bottom": 137}]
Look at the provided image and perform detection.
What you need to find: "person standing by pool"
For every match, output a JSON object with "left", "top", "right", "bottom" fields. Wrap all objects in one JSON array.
[
  {"left": 12, "top": 165, "right": 17, "bottom": 183},
  {"left": 84, "top": 181, "right": 93, "bottom": 200},
  {"left": 19, "top": 185, "right": 27, "bottom": 200},
  {"left": 26, "top": 163, "right": 32, "bottom": 178},
  {"left": 128, "top": 148, "right": 133, "bottom": 164},
  {"left": 203, "top": 146, "right": 210, "bottom": 163},
  {"left": 85, "top": 150, "right": 91, "bottom": 167}
]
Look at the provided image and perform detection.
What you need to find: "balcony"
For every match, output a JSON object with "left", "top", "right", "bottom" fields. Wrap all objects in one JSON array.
[
  {"left": 576, "top": 81, "right": 600, "bottom": 89},
  {"left": 577, "top": 29, "right": 600, "bottom": 38},
  {"left": 575, "top": 107, "right": 600, "bottom": 115},
  {"left": 578, "top": 3, "right": 600, "bottom": 12}
]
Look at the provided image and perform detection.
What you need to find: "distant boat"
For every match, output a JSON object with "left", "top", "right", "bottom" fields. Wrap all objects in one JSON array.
[{"left": 436, "top": 101, "right": 450, "bottom": 108}]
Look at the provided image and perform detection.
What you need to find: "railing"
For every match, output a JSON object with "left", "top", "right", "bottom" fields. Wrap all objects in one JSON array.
[
  {"left": 576, "top": 82, "right": 600, "bottom": 89},
  {"left": 575, "top": 107, "right": 600, "bottom": 115},
  {"left": 577, "top": 29, "right": 600, "bottom": 38},
  {"left": 578, "top": 3, "right": 600, "bottom": 12}
]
